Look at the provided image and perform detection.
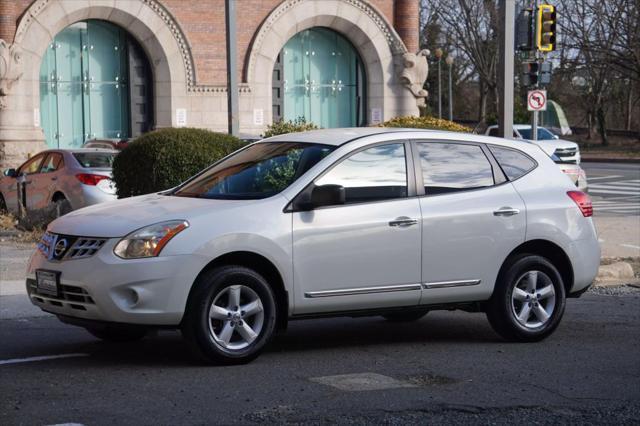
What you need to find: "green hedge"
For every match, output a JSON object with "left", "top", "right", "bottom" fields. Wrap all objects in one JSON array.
[
  {"left": 263, "top": 117, "right": 318, "bottom": 138},
  {"left": 113, "top": 128, "right": 244, "bottom": 198},
  {"left": 381, "top": 116, "right": 471, "bottom": 133}
]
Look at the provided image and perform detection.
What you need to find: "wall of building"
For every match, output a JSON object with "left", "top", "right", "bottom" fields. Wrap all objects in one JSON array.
[{"left": 0, "top": 0, "right": 423, "bottom": 168}]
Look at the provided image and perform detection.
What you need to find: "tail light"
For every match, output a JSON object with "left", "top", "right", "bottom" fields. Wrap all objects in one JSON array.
[
  {"left": 567, "top": 191, "right": 593, "bottom": 217},
  {"left": 76, "top": 173, "right": 109, "bottom": 186}
]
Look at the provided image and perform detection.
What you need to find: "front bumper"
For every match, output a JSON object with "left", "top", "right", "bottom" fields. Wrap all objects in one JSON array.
[{"left": 26, "top": 239, "right": 209, "bottom": 325}]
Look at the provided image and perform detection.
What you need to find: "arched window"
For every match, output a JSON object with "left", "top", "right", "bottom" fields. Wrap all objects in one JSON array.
[
  {"left": 39, "top": 20, "right": 153, "bottom": 148},
  {"left": 273, "top": 27, "right": 366, "bottom": 128}
]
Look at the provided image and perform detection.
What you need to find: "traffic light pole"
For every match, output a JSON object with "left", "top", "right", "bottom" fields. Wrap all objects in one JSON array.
[{"left": 497, "top": 0, "right": 515, "bottom": 139}]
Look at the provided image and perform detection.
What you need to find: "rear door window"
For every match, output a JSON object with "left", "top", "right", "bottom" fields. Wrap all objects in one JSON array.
[
  {"left": 40, "top": 153, "right": 64, "bottom": 173},
  {"left": 417, "top": 142, "right": 495, "bottom": 195},
  {"left": 488, "top": 146, "right": 536, "bottom": 180}
]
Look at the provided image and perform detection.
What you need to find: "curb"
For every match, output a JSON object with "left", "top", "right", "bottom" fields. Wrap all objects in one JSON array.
[{"left": 582, "top": 158, "right": 640, "bottom": 164}]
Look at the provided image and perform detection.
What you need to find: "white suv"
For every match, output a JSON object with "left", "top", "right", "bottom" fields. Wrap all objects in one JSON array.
[
  {"left": 27, "top": 128, "right": 600, "bottom": 364},
  {"left": 485, "top": 125, "right": 581, "bottom": 164}
]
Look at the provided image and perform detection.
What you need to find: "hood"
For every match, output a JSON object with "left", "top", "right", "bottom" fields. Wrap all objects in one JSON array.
[
  {"left": 48, "top": 193, "right": 254, "bottom": 238},
  {"left": 528, "top": 138, "right": 578, "bottom": 151}
]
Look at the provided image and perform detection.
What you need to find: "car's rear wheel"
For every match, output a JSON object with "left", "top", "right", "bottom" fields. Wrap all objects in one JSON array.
[
  {"left": 53, "top": 196, "right": 72, "bottom": 217},
  {"left": 382, "top": 311, "right": 428, "bottom": 322},
  {"left": 86, "top": 326, "right": 148, "bottom": 342},
  {"left": 487, "top": 254, "right": 566, "bottom": 342},
  {"left": 182, "top": 265, "right": 277, "bottom": 365}
]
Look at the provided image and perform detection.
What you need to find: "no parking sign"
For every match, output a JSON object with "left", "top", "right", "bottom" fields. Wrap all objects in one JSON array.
[{"left": 527, "top": 90, "right": 547, "bottom": 111}]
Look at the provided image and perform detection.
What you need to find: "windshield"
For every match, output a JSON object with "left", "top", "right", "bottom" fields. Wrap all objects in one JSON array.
[
  {"left": 73, "top": 152, "right": 116, "bottom": 168},
  {"left": 518, "top": 127, "right": 555, "bottom": 140},
  {"left": 173, "top": 142, "right": 335, "bottom": 200}
]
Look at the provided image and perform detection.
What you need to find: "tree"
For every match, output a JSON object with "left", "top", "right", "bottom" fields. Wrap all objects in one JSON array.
[{"left": 557, "top": 0, "right": 639, "bottom": 145}]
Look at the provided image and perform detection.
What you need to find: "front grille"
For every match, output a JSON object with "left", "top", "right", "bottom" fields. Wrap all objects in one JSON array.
[
  {"left": 555, "top": 147, "right": 577, "bottom": 156},
  {"left": 38, "top": 232, "right": 106, "bottom": 261},
  {"left": 66, "top": 238, "right": 106, "bottom": 260},
  {"left": 27, "top": 278, "right": 95, "bottom": 305}
]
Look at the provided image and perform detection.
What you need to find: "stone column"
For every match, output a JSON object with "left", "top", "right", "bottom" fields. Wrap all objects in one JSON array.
[{"left": 394, "top": 0, "right": 420, "bottom": 53}]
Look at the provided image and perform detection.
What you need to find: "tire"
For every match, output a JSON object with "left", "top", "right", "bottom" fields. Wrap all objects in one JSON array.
[
  {"left": 0, "top": 194, "right": 7, "bottom": 213},
  {"left": 486, "top": 254, "right": 566, "bottom": 342},
  {"left": 53, "top": 196, "right": 72, "bottom": 217},
  {"left": 182, "top": 265, "right": 277, "bottom": 365},
  {"left": 382, "top": 310, "right": 428, "bottom": 322},
  {"left": 86, "top": 326, "right": 148, "bottom": 342}
]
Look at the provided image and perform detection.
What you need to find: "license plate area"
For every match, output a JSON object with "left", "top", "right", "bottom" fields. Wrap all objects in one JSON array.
[{"left": 36, "top": 269, "right": 60, "bottom": 297}]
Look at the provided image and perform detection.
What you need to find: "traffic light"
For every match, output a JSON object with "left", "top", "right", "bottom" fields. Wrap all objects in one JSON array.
[
  {"left": 522, "top": 62, "right": 539, "bottom": 87},
  {"left": 536, "top": 4, "right": 556, "bottom": 52},
  {"left": 516, "top": 8, "right": 534, "bottom": 51}
]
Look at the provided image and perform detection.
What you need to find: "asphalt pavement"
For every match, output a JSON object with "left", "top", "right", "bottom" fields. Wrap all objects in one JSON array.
[{"left": 1, "top": 289, "right": 639, "bottom": 425}]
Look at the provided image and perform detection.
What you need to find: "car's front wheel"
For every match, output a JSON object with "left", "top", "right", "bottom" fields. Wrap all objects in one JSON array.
[
  {"left": 486, "top": 254, "right": 566, "bottom": 342},
  {"left": 182, "top": 266, "right": 277, "bottom": 365}
]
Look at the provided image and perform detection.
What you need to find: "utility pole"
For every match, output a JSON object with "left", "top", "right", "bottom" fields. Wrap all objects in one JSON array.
[
  {"left": 446, "top": 55, "right": 454, "bottom": 121},
  {"left": 497, "top": 0, "right": 515, "bottom": 138},
  {"left": 531, "top": 0, "right": 539, "bottom": 141},
  {"left": 435, "top": 48, "right": 443, "bottom": 119},
  {"left": 225, "top": 0, "right": 239, "bottom": 136}
]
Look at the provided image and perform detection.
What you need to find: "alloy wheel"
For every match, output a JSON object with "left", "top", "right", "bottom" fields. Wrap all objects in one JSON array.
[
  {"left": 208, "top": 285, "right": 265, "bottom": 351},
  {"left": 510, "top": 270, "right": 556, "bottom": 329}
]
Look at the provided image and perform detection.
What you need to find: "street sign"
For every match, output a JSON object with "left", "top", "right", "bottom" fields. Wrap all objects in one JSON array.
[{"left": 527, "top": 89, "right": 547, "bottom": 111}]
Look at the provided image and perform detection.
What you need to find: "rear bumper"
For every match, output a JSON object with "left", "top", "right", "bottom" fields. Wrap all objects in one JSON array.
[{"left": 567, "top": 236, "right": 601, "bottom": 294}]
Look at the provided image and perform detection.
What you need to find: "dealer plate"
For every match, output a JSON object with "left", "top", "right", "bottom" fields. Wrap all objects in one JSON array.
[{"left": 36, "top": 269, "right": 60, "bottom": 297}]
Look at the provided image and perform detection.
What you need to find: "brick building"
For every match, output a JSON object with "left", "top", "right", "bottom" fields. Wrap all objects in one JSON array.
[{"left": 0, "top": 0, "right": 426, "bottom": 168}]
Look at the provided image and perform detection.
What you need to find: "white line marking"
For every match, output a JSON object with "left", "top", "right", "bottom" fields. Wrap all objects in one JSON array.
[
  {"left": 589, "top": 189, "right": 640, "bottom": 195},
  {"left": 0, "top": 353, "right": 89, "bottom": 366},
  {"left": 594, "top": 206, "right": 640, "bottom": 211},
  {"left": 590, "top": 184, "right": 640, "bottom": 191},
  {"left": 587, "top": 175, "right": 622, "bottom": 181},
  {"left": 621, "top": 244, "right": 640, "bottom": 250}
]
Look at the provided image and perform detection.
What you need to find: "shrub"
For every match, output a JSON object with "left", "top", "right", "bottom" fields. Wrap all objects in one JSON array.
[
  {"left": 381, "top": 116, "right": 471, "bottom": 133},
  {"left": 113, "top": 127, "right": 245, "bottom": 198},
  {"left": 263, "top": 117, "right": 319, "bottom": 138}
]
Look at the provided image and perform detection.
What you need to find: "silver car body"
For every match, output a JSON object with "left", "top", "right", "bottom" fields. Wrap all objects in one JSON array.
[
  {"left": 26, "top": 129, "right": 600, "bottom": 326},
  {"left": 0, "top": 149, "right": 117, "bottom": 214}
]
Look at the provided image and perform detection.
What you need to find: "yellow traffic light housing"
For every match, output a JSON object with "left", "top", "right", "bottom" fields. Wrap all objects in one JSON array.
[{"left": 536, "top": 4, "right": 556, "bottom": 52}]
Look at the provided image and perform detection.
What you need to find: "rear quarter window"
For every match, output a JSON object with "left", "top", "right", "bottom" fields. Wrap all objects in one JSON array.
[{"left": 489, "top": 146, "right": 536, "bottom": 180}]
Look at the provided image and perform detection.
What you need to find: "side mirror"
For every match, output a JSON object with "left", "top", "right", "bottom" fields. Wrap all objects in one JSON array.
[
  {"left": 553, "top": 135, "right": 559, "bottom": 140},
  {"left": 3, "top": 168, "right": 17, "bottom": 178},
  {"left": 295, "top": 184, "right": 345, "bottom": 211}
]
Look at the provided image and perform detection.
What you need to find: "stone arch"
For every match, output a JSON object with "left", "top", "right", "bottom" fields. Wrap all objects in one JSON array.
[
  {"left": 244, "top": 0, "right": 416, "bottom": 130},
  {"left": 13, "top": 0, "right": 196, "bottom": 128}
]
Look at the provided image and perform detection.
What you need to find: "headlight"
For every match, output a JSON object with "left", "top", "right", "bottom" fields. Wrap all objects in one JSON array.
[{"left": 114, "top": 220, "right": 189, "bottom": 259}]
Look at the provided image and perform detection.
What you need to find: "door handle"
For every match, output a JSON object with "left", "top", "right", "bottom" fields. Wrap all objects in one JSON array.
[
  {"left": 51, "top": 177, "right": 58, "bottom": 181},
  {"left": 493, "top": 207, "right": 520, "bottom": 217},
  {"left": 389, "top": 217, "right": 419, "bottom": 227}
]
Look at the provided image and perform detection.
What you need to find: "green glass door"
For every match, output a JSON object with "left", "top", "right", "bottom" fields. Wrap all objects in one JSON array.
[
  {"left": 280, "top": 28, "right": 365, "bottom": 128},
  {"left": 39, "top": 20, "right": 130, "bottom": 148}
]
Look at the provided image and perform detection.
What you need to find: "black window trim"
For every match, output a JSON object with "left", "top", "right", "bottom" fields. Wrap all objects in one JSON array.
[
  {"left": 285, "top": 140, "right": 416, "bottom": 212},
  {"left": 410, "top": 139, "right": 507, "bottom": 198},
  {"left": 485, "top": 143, "right": 539, "bottom": 182}
]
